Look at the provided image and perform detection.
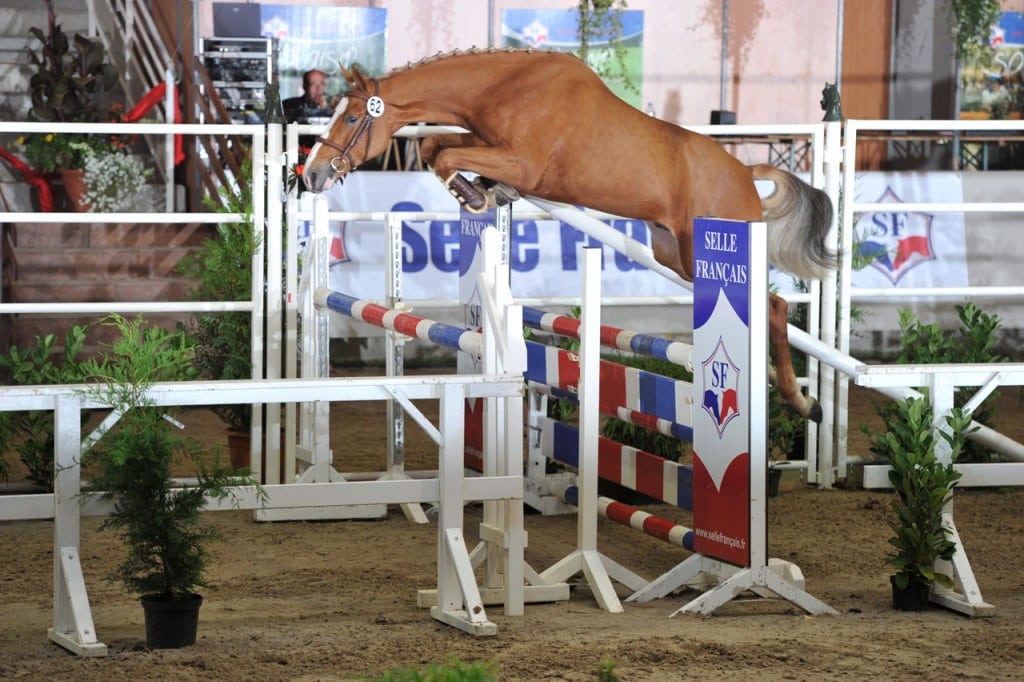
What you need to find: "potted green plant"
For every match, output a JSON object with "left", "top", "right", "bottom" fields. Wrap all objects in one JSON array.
[
  {"left": 574, "top": 1, "right": 639, "bottom": 99},
  {"left": 949, "top": 0, "right": 1002, "bottom": 61},
  {"left": 79, "top": 143, "right": 153, "bottom": 212},
  {"left": 767, "top": 385, "right": 804, "bottom": 497},
  {"left": 178, "top": 160, "right": 260, "bottom": 467},
  {"left": 870, "top": 397, "right": 973, "bottom": 611},
  {"left": 21, "top": 0, "right": 121, "bottom": 208},
  {"left": 80, "top": 314, "right": 259, "bottom": 648}
]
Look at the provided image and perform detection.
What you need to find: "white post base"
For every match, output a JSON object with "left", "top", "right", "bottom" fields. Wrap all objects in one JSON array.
[
  {"left": 49, "top": 546, "right": 107, "bottom": 657},
  {"left": 648, "top": 554, "right": 839, "bottom": 617}
]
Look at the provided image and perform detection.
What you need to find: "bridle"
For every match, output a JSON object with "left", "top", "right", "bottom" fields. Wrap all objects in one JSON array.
[{"left": 315, "top": 78, "right": 384, "bottom": 178}]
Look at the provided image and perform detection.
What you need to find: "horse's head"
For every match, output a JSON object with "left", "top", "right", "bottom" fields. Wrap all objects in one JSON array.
[{"left": 303, "top": 64, "right": 392, "bottom": 192}]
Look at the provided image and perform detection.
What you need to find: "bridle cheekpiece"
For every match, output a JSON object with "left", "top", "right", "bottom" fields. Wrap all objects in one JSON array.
[{"left": 316, "top": 77, "right": 384, "bottom": 178}]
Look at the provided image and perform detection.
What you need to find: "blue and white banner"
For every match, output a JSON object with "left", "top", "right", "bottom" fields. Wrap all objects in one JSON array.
[
  {"left": 257, "top": 5, "right": 387, "bottom": 98},
  {"left": 851, "top": 172, "right": 969, "bottom": 288},
  {"left": 307, "top": 172, "right": 689, "bottom": 302},
  {"left": 501, "top": 8, "right": 644, "bottom": 107}
]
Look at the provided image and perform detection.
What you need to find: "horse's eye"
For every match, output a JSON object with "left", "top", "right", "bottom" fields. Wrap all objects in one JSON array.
[{"left": 346, "top": 115, "right": 359, "bottom": 125}]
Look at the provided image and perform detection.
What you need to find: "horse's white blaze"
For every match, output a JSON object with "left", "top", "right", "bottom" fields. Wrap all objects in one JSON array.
[{"left": 304, "top": 97, "right": 349, "bottom": 190}]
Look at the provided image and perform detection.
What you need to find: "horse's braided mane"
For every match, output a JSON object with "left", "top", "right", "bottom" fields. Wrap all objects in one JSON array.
[{"left": 389, "top": 46, "right": 570, "bottom": 75}]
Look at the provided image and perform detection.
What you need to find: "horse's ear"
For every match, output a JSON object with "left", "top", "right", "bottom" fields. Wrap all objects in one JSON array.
[
  {"left": 339, "top": 63, "right": 356, "bottom": 85},
  {"left": 349, "top": 64, "right": 371, "bottom": 91}
]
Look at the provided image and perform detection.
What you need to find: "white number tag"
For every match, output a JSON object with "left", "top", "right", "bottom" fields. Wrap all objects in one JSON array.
[{"left": 366, "top": 96, "right": 385, "bottom": 118}]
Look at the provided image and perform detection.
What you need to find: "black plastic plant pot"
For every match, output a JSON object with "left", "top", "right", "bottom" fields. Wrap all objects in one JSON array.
[{"left": 141, "top": 593, "right": 203, "bottom": 649}]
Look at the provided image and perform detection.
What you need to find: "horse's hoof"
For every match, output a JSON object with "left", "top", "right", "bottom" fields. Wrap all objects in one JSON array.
[
  {"left": 490, "top": 183, "right": 520, "bottom": 206},
  {"left": 464, "top": 197, "right": 487, "bottom": 213},
  {"left": 807, "top": 399, "right": 823, "bottom": 424},
  {"left": 448, "top": 173, "right": 487, "bottom": 212}
]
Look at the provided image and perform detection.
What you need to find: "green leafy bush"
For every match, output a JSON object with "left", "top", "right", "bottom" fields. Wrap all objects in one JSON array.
[
  {"left": 874, "top": 397, "right": 973, "bottom": 590},
  {"left": 0, "top": 325, "right": 91, "bottom": 488},
  {"left": 178, "top": 160, "right": 260, "bottom": 433},
  {"left": 375, "top": 658, "right": 498, "bottom": 682},
  {"left": 867, "top": 302, "right": 1005, "bottom": 463}
]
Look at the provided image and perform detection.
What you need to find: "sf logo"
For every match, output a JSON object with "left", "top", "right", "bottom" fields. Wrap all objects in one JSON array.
[{"left": 700, "top": 338, "right": 740, "bottom": 437}]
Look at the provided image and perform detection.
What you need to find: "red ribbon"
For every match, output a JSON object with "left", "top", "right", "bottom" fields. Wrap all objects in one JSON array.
[
  {"left": 1, "top": 81, "right": 184, "bottom": 212},
  {"left": 0, "top": 147, "right": 54, "bottom": 211},
  {"left": 123, "top": 81, "right": 184, "bottom": 165}
]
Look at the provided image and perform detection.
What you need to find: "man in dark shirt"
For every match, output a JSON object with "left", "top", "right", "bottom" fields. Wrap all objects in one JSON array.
[{"left": 282, "top": 69, "right": 333, "bottom": 124}]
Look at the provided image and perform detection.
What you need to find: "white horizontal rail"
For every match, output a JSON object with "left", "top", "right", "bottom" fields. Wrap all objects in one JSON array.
[
  {"left": 853, "top": 202, "right": 1024, "bottom": 213},
  {"left": 293, "top": 209, "right": 625, "bottom": 222},
  {"left": 340, "top": 291, "right": 811, "bottom": 312},
  {"left": 685, "top": 123, "right": 822, "bottom": 136},
  {"left": 846, "top": 119, "right": 1024, "bottom": 133},
  {"left": 0, "top": 375, "right": 523, "bottom": 413},
  {"left": 0, "top": 476, "right": 523, "bottom": 522},
  {"left": 853, "top": 363, "right": 1024, "bottom": 389},
  {"left": 851, "top": 287, "right": 1024, "bottom": 301},
  {"left": 0, "top": 301, "right": 252, "bottom": 314},
  {"left": 864, "top": 462, "right": 1024, "bottom": 489},
  {"left": 0, "top": 121, "right": 261, "bottom": 135},
  {"left": 0, "top": 212, "right": 241, "bottom": 223}
]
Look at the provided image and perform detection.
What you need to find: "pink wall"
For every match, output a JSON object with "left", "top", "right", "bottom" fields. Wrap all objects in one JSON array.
[{"left": 198, "top": 0, "right": 841, "bottom": 126}]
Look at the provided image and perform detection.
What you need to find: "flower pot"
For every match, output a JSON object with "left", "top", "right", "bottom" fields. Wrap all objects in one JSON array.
[
  {"left": 226, "top": 429, "right": 251, "bottom": 471},
  {"left": 890, "top": 575, "right": 929, "bottom": 611},
  {"left": 58, "top": 168, "right": 91, "bottom": 212},
  {"left": 141, "top": 593, "right": 203, "bottom": 648},
  {"left": 225, "top": 429, "right": 288, "bottom": 482}
]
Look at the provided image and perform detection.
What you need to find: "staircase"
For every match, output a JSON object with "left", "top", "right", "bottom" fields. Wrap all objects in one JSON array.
[
  {"left": 1, "top": 220, "right": 214, "bottom": 357},
  {"left": 0, "top": 0, "right": 250, "bottom": 359},
  {"left": 0, "top": 0, "right": 90, "bottom": 211}
]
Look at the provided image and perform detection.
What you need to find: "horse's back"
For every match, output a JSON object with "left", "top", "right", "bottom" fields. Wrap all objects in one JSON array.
[{"left": 452, "top": 51, "right": 763, "bottom": 227}]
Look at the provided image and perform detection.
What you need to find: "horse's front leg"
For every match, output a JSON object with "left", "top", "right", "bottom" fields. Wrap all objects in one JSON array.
[
  {"left": 431, "top": 146, "right": 535, "bottom": 213},
  {"left": 420, "top": 134, "right": 491, "bottom": 212},
  {"left": 768, "top": 292, "right": 822, "bottom": 423}
]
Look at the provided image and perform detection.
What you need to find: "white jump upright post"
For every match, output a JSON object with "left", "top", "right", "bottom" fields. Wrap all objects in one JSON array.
[
  {"left": 379, "top": 210, "right": 431, "bottom": 524},
  {"left": 538, "top": 247, "right": 647, "bottom": 611},
  {"left": 48, "top": 393, "right": 107, "bottom": 656},
  {"left": 450, "top": 204, "right": 571, "bottom": 609},
  {"left": 269, "top": 194, "right": 387, "bottom": 521}
]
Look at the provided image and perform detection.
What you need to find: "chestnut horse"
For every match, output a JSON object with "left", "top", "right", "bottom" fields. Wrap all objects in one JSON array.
[{"left": 303, "top": 49, "right": 836, "bottom": 422}]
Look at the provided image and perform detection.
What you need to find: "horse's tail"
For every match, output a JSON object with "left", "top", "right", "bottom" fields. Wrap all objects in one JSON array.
[{"left": 751, "top": 164, "right": 838, "bottom": 280}]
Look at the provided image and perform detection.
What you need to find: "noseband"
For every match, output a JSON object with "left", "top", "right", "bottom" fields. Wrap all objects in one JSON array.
[{"left": 315, "top": 78, "right": 383, "bottom": 178}]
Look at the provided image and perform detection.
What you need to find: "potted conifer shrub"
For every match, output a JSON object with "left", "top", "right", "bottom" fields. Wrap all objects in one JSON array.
[
  {"left": 81, "top": 314, "right": 260, "bottom": 648},
  {"left": 871, "top": 397, "right": 973, "bottom": 611}
]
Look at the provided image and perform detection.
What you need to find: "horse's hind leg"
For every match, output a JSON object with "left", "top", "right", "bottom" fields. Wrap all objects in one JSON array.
[
  {"left": 472, "top": 176, "right": 521, "bottom": 206},
  {"left": 769, "top": 293, "right": 822, "bottom": 423}
]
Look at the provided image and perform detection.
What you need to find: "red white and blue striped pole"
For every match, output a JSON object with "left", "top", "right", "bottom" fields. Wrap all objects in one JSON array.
[
  {"left": 314, "top": 288, "right": 481, "bottom": 356},
  {"left": 557, "top": 485, "right": 695, "bottom": 551},
  {"left": 522, "top": 306, "right": 693, "bottom": 369}
]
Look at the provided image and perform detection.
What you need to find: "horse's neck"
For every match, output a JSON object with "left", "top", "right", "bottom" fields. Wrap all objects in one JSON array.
[{"left": 384, "top": 67, "right": 481, "bottom": 127}]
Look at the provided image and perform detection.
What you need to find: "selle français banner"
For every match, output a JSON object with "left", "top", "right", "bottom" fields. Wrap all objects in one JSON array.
[
  {"left": 301, "top": 171, "right": 968, "bottom": 306},
  {"left": 305, "top": 172, "right": 689, "bottom": 302}
]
